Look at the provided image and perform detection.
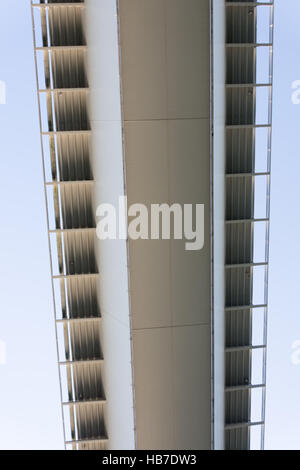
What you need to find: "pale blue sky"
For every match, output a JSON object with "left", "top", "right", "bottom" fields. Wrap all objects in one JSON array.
[
  {"left": 265, "top": 0, "right": 300, "bottom": 450},
  {"left": 0, "top": 0, "right": 63, "bottom": 450},
  {"left": 0, "top": 0, "right": 298, "bottom": 450}
]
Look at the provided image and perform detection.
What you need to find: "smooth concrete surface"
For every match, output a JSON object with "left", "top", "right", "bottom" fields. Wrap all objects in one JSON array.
[
  {"left": 124, "top": 119, "right": 211, "bottom": 330},
  {"left": 119, "top": 0, "right": 212, "bottom": 449},
  {"left": 120, "top": 0, "right": 210, "bottom": 121},
  {"left": 133, "top": 325, "right": 211, "bottom": 449},
  {"left": 212, "top": 0, "right": 226, "bottom": 450},
  {"left": 86, "top": 0, "right": 135, "bottom": 450}
]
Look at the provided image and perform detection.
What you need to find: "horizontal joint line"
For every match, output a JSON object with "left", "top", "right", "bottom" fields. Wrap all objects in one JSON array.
[
  {"left": 56, "top": 317, "right": 101, "bottom": 324},
  {"left": 65, "top": 438, "right": 108, "bottom": 445},
  {"left": 62, "top": 399, "right": 106, "bottom": 406},
  {"left": 59, "top": 359, "right": 103, "bottom": 366},
  {"left": 225, "top": 384, "right": 266, "bottom": 392},
  {"left": 225, "top": 304, "right": 267, "bottom": 312},
  {"left": 226, "top": 345, "right": 266, "bottom": 352},
  {"left": 225, "top": 421, "right": 264, "bottom": 430}
]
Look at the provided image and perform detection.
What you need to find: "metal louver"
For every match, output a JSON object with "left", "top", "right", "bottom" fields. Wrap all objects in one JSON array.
[
  {"left": 225, "top": 0, "right": 274, "bottom": 450},
  {"left": 31, "top": 0, "right": 108, "bottom": 450}
]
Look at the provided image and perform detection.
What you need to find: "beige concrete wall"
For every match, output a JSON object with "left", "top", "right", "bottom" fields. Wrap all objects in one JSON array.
[{"left": 119, "top": 0, "right": 212, "bottom": 449}]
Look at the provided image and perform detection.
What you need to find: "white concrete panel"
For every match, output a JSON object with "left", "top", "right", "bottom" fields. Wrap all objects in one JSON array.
[
  {"left": 172, "top": 325, "right": 211, "bottom": 449},
  {"left": 92, "top": 121, "right": 131, "bottom": 329},
  {"left": 86, "top": 0, "right": 135, "bottom": 449},
  {"left": 91, "top": 120, "right": 124, "bottom": 203},
  {"left": 132, "top": 328, "right": 174, "bottom": 449},
  {"left": 212, "top": 0, "right": 226, "bottom": 450},
  {"left": 100, "top": 313, "right": 135, "bottom": 449},
  {"left": 86, "top": 0, "right": 123, "bottom": 121}
]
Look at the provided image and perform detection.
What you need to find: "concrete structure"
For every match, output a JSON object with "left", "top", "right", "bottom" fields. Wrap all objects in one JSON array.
[{"left": 31, "top": 0, "right": 274, "bottom": 450}]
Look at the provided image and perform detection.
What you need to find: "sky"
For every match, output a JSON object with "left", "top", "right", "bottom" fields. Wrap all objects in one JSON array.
[
  {"left": 0, "top": 0, "right": 298, "bottom": 450},
  {"left": 264, "top": 0, "right": 300, "bottom": 450},
  {"left": 0, "top": 0, "right": 63, "bottom": 450}
]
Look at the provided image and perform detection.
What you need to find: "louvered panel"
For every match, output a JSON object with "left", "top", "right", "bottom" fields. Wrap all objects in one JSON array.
[
  {"left": 226, "top": 6, "right": 255, "bottom": 44},
  {"left": 225, "top": 267, "right": 251, "bottom": 308},
  {"left": 224, "top": 2, "right": 258, "bottom": 450},
  {"left": 60, "top": 183, "right": 95, "bottom": 229},
  {"left": 225, "top": 428, "right": 249, "bottom": 451},
  {"left": 226, "top": 309, "right": 251, "bottom": 348},
  {"left": 226, "top": 87, "right": 255, "bottom": 126},
  {"left": 48, "top": 6, "right": 86, "bottom": 46},
  {"left": 75, "top": 403, "right": 106, "bottom": 441},
  {"left": 225, "top": 350, "right": 251, "bottom": 387},
  {"left": 226, "top": 223, "right": 252, "bottom": 265},
  {"left": 226, "top": 176, "right": 253, "bottom": 221},
  {"left": 48, "top": 1, "right": 84, "bottom": 4},
  {"left": 226, "top": 128, "right": 253, "bottom": 174},
  {"left": 72, "top": 363, "right": 105, "bottom": 402},
  {"left": 226, "top": 47, "right": 255, "bottom": 85},
  {"left": 51, "top": 49, "right": 88, "bottom": 89},
  {"left": 32, "top": 0, "right": 108, "bottom": 451},
  {"left": 69, "top": 320, "right": 102, "bottom": 361},
  {"left": 57, "top": 134, "right": 92, "bottom": 182},
  {"left": 225, "top": 390, "right": 250, "bottom": 424},
  {"left": 63, "top": 231, "right": 98, "bottom": 275},
  {"left": 78, "top": 440, "right": 108, "bottom": 450},
  {"left": 66, "top": 277, "right": 100, "bottom": 319},
  {"left": 54, "top": 90, "right": 89, "bottom": 131},
  {"left": 225, "top": 1, "right": 256, "bottom": 4}
]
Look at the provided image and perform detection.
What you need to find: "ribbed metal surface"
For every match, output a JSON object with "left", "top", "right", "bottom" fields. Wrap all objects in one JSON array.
[
  {"left": 68, "top": 362, "right": 104, "bottom": 401},
  {"left": 225, "top": 0, "right": 273, "bottom": 450},
  {"left": 225, "top": 390, "right": 250, "bottom": 424},
  {"left": 226, "top": 128, "right": 253, "bottom": 173},
  {"left": 226, "top": 47, "right": 255, "bottom": 84},
  {"left": 51, "top": 49, "right": 88, "bottom": 88},
  {"left": 31, "top": 0, "right": 107, "bottom": 450},
  {"left": 63, "top": 276, "right": 100, "bottom": 319},
  {"left": 225, "top": 427, "right": 248, "bottom": 450},
  {"left": 56, "top": 134, "right": 92, "bottom": 181},
  {"left": 226, "top": 223, "right": 252, "bottom": 265},
  {"left": 226, "top": 88, "right": 255, "bottom": 125},
  {"left": 53, "top": 90, "right": 89, "bottom": 131},
  {"left": 226, "top": 6, "right": 255, "bottom": 44},
  {"left": 226, "top": 309, "right": 251, "bottom": 348},
  {"left": 226, "top": 176, "right": 253, "bottom": 220},
  {"left": 60, "top": 183, "right": 95, "bottom": 229},
  {"left": 48, "top": 6, "right": 86, "bottom": 47}
]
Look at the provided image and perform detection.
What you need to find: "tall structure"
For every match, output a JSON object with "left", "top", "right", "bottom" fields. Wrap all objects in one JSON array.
[{"left": 31, "top": 0, "right": 274, "bottom": 450}]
